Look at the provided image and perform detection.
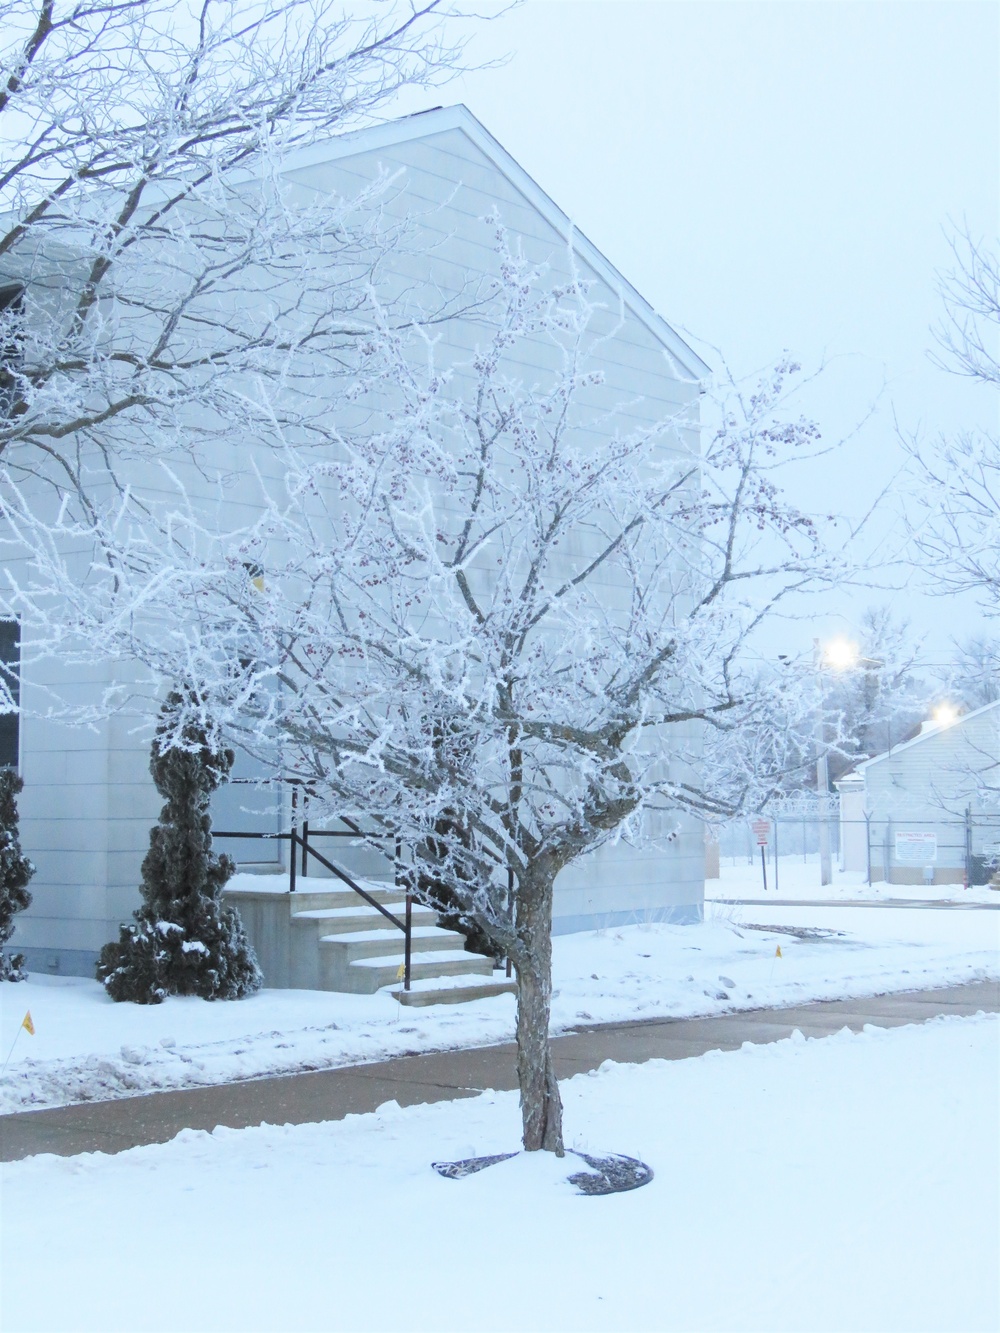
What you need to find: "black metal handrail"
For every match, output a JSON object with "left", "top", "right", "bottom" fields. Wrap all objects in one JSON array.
[
  {"left": 290, "top": 831, "right": 406, "bottom": 931},
  {"left": 214, "top": 780, "right": 414, "bottom": 989}
]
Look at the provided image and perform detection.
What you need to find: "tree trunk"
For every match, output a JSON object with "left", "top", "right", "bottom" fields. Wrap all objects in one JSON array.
[{"left": 514, "top": 868, "right": 564, "bottom": 1154}]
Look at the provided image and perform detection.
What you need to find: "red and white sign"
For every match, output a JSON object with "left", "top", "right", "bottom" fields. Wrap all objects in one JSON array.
[
  {"left": 752, "top": 818, "right": 771, "bottom": 846},
  {"left": 894, "top": 831, "right": 937, "bottom": 865}
]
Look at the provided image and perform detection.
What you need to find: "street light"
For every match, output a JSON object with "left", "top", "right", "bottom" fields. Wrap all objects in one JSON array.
[
  {"left": 814, "top": 640, "right": 886, "bottom": 887},
  {"left": 932, "top": 701, "right": 960, "bottom": 727},
  {"left": 820, "top": 639, "right": 886, "bottom": 672},
  {"left": 822, "top": 637, "right": 860, "bottom": 671}
]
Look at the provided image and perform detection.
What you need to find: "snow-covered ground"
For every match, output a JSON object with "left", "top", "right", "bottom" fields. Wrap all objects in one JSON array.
[
  {"left": 711, "top": 852, "right": 1000, "bottom": 902},
  {"left": 2, "top": 863, "right": 996, "bottom": 1113},
  {"left": 3, "top": 1014, "right": 997, "bottom": 1333}
]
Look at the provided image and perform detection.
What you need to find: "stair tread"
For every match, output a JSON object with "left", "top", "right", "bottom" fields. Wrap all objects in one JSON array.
[
  {"left": 293, "top": 903, "right": 433, "bottom": 921},
  {"left": 350, "top": 949, "right": 488, "bottom": 968},
  {"left": 391, "top": 971, "right": 513, "bottom": 992},
  {"left": 284, "top": 882, "right": 389, "bottom": 895},
  {"left": 391, "top": 979, "right": 517, "bottom": 1007},
  {"left": 320, "top": 926, "right": 460, "bottom": 945}
]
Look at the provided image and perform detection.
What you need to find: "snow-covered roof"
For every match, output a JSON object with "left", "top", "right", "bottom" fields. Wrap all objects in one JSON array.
[
  {"left": 854, "top": 698, "right": 1000, "bottom": 773},
  {"left": 279, "top": 105, "right": 712, "bottom": 383}
]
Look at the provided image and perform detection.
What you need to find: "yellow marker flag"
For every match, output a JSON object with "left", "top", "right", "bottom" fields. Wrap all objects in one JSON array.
[
  {"left": 774, "top": 945, "right": 782, "bottom": 958},
  {"left": 396, "top": 962, "right": 405, "bottom": 982},
  {"left": 21, "top": 1010, "right": 34, "bottom": 1036}
]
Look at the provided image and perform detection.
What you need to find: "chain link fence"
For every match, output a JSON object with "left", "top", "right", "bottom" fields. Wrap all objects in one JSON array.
[{"left": 712, "top": 802, "right": 1000, "bottom": 887}]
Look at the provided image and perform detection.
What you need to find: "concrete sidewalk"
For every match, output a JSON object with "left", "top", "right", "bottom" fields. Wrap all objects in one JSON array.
[
  {"left": 1, "top": 979, "right": 996, "bottom": 1162},
  {"left": 708, "top": 897, "right": 1000, "bottom": 910}
]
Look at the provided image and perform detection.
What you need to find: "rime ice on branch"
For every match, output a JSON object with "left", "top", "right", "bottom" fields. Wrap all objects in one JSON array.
[{"left": 0, "top": 0, "right": 482, "bottom": 499}]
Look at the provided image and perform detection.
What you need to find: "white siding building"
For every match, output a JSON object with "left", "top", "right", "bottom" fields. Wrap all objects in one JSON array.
[
  {"left": 8, "top": 106, "right": 711, "bottom": 981},
  {"left": 838, "top": 701, "right": 1000, "bottom": 885}
]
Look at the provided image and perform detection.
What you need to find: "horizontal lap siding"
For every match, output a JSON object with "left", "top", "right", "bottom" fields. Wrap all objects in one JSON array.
[
  {"left": 287, "top": 131, "right": 700, "bottom": 414},
  {"left": 865, "top": 712, "right": 999, "bottom": 822},
  {"left": 864, "top": 709, "right": 1000, "bottom": 881},
  {"left": 554, "top": 818, "right": 705, "bottom": 931},
  {"left": 15, "top": 122, "right": 704, "bottom": 970}
]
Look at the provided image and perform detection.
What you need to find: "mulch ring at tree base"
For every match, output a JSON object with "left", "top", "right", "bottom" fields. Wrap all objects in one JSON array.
[{"left": 432, "top": 1150, "right": 653, "bottom": 1195}]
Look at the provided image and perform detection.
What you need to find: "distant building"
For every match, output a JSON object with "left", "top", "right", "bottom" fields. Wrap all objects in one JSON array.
[{"left": 836, "top": 701, "right": 1000, "bottom": 885}]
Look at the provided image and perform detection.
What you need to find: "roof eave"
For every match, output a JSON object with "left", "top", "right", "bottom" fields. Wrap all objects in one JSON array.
[
  {"left": 858, "top": 698, "right": 1000, "bottom": 772},
  {"left": 280, "top": 105, "right": 712, "bottom": 383}
]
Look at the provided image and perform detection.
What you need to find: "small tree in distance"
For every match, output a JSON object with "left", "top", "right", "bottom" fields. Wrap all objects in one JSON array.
[
  {"left": 946, "top": 635, "right": 1000, "bottom": 711},
  {"left": 0, "top": 768, "right": 34, "bottom": 981},
  {"left": 820, "top": 605, "right": 928, "bottom": 782},
  {"left": 906, "top": 230, "right": 1000, "bottom": 612},
  {"left": 97, "top": 689, "right": 261, "bottom": 1004}
]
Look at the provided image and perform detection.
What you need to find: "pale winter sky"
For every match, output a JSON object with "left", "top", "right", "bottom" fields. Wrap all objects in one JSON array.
[{"left": 392, "top": 0, "right": 1000, "bottom": 670}]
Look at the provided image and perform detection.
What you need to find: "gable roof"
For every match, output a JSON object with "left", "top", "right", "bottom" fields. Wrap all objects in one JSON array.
[
  {"left": 855, "top": 698, "right": 1000, "bottom": 773},
  {"left": 280, "top": 105, "right": 711, "bottom": 383}
]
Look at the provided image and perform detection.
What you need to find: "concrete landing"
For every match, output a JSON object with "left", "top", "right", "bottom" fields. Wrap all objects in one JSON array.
[{"left": 1, "top": 980, "right": 996, "bottom": 1162}]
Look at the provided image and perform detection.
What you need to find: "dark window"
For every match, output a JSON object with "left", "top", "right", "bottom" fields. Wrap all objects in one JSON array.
[
  {"left": 0, "top": 619, "right": 20, "bottom": 769},
  {"left": 0, "top": 283, "right": 25, "bottom": 418}
]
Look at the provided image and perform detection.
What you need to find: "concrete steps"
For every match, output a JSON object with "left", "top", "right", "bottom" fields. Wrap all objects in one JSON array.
[
  {"left": 288, "top": 883, "right": 504, "bottom": 1000},
  {"left": 344, "top": 948, "right": 494, "bottom": 993},
  {"left": 226, "top": 877, "right": 511, "bottom": 1003}
]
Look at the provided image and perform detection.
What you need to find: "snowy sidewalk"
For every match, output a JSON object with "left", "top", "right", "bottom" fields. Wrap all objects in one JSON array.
[
  {"left": 2, "top": 978, "right": 995, "bottom": 1162},
  {"left": 4, "top": 888, "right": 997, "bottom": 1117},
  {"left": 710, "top": 896, "right": 1000, "bottom": 909}
]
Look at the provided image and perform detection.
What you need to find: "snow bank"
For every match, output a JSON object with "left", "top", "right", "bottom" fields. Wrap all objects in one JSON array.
[
  {"left": 1, "top": 904, "right": 996, "bottom": 1113},
  {"left": 2, "top": 1015, "right": 997, "bottom": 1332}
]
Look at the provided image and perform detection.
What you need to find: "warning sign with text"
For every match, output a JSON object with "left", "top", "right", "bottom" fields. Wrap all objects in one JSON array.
[
  {"left": 894, "top": 831, "right": 937, "bottom": 865},
  {"left": 752, "top": 818, "right": 771, "bottom": 846}
]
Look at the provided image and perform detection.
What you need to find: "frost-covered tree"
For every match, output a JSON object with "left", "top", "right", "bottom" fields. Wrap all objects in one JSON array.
[
  {"left": 97, "top": 688, "right": 261, "bottom": 1003},
  {"left": 0, "top": 0, "right": 485, "bottom": 503},
  {"left": 906, "top": 230, "right": 1000, "bottom": 610},
  {"left": 820, "top": 606, "right": 928, "bottom": 777},
  {"left": 0, "top": 768, "right": 34, "bottom": 981},
  {"left": 945, "top": 635, "right": 1000, "bottom": 711},
  {"left": 9, "top": 236, "right": 844, "bottom": 1148}
]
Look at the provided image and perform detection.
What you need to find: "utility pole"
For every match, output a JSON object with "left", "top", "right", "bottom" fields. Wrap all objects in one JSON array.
[
  {"left": 814, "top": 639, "right": 832, "bottom": 887},
  {"left": 817, "top": 751, "right": 832, "bottom": 886}
]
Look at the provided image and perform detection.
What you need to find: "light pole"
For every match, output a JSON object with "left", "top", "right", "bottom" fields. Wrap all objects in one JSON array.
[
  {"left": 813, "top": 640, "right": 963, "bottom": 889},
  {"left": 814, "top": 639, "right": 838, "bottom": 886},
  {"left": 814, "top": 638, "right": 885, "bottom": 888}
]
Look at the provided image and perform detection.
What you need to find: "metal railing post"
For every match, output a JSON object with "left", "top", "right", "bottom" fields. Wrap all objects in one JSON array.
[
  {"left": 395, "top": 839, "right": 412, "bottom": 991},
  {"left": 506, "top": 866, "right": 514, "bottom": 979},
  {"left": 289, "top": 785, "right": 298, "bottom": 893},
  {"left": 404, "top": 891, "right": 413, "bottom": 991},
  {"left": 865, "top": 812, "right": 872, "bottom": 886},
  {"left": 400, "top": 831, "right": 410, "bottom": 991},
  {"left": 774, "top": 817, "right": 779, "bottom": 896}
]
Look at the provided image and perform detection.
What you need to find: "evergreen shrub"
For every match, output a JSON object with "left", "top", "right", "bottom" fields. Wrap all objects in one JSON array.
[
  {"left": 97, "top": 690, "right": 262, "bottom": 1003},
  {"left": 0, "top": 768, "right": 34, "bottom": 982}
]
